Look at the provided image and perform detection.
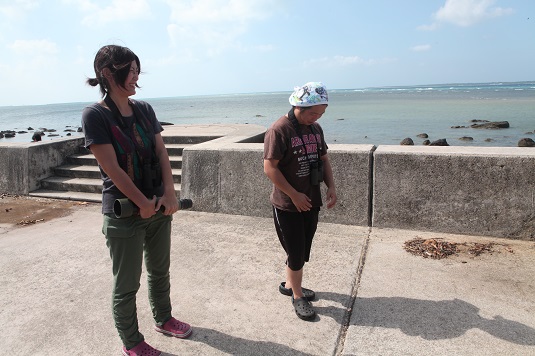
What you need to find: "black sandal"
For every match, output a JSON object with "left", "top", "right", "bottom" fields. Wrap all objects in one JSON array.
[
  {"left": 292, "top": 297, "right": 316, "bottom": 321},
  {"left": 279, "top": 282, "right": 316, "bottom": 301}
]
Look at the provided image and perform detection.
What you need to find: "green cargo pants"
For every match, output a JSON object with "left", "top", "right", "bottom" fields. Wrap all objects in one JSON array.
[{"left": 103, "top": 211, "right": 173, "bottom": 349}]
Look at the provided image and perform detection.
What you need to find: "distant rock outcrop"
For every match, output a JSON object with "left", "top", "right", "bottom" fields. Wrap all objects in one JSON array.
[
  {"left": 518, "top": 138, "right": 535, "bottom": 147},
  {"left": 1, "top": 130, "right": 16, "bottom": 138},
  {"left": 470, "top": 121, "right": 509, "bottom": 129},
  {"left": 430, "top": 138, "right": 449, "bottom": 146},
  {"left": 400, "top": 138, "right": 414, "bottom": 145}
]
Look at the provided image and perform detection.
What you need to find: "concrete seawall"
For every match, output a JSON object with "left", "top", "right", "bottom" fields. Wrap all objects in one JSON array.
[
  {"left": 182, "top": 142, "right": 374, "bottom": 227},
  {"left": 1, "top": 125, "right": 534, "bottom": 239},
  {"left": 372, "top": 146, "right": 535, "bottom": 239},
  {"left": 0, "top": 137, "right": 84, "bottom": 195},
  {"left": 181, "top": 130, "right": 535, "bottom": 239}
]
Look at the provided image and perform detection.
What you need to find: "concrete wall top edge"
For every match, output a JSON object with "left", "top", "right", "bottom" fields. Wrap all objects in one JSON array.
[
  {"left": 327, "top": 144, "right": 376, "bottom": 152},
  {"left": 374, "top": 145, "right": 535, "bottom": 157},
  {"left": 184, "top": 143, "right": 263, "bottom": 152},
  {"left": 0, "top": 136, "right": 83, "bottom": 148},
  {"left": 179, "top": 124, "right": 266, "bottom": 150},
  {"left": 162, "top": 124, "right": 266, "bottom": 139},
  {"left": 185, "top": 143, "right": 378, "bottom": 153}
]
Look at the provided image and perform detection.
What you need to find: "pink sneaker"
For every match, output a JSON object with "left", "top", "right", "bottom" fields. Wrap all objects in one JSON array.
[
  {"left": 154, "top": 317, "right": 192, "bottom": 339},
  {"left": 121, "top": 341, "right": 161, "bottom": 356}
]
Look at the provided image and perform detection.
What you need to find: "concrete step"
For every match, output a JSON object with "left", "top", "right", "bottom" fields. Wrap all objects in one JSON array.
[
  {"left": 55, "top": 165, "right": 101, "bottom": 179},
  {"left": 169, "top": 156, "right": 183, "bottom": 169},
  {"left": 171, "top": 169, "right": 182, "bottom": 183},
  {"left": 29, "top": 190, "right": 103, "bottom": 203},
  {"left": 53, "top": 164, "right": 182, "bottom": 183},
  {"left": 30, "top": 182, "right": 182, "bottom": 203},
  {"left": 66, "top": 153, "right": 97, "bottom": 166},
  {"left": 29, "top": 133, "right": 209, "bottom": 203},
  {"left": 40, "top": 177, "right": 103, "bottom": 194},
  {"left": 165, "top": 144, "right": 194, "bottom": 156},
  {"left": 65, "top": 154, "right": 182, "bottom": 170}
]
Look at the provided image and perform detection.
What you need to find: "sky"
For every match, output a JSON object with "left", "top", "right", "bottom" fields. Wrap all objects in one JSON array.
[{"left": 0, "top": 0, "right": 534, "bottom": 106}]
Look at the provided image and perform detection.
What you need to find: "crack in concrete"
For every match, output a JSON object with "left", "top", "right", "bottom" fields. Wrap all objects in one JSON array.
[{"left": 333, "top": 227, "right": 372, "bottom": 356}]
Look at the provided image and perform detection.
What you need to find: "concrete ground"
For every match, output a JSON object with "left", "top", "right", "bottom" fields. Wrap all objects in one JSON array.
[{"left": 0, "top": 202, "right": 534, "bottom": 355}]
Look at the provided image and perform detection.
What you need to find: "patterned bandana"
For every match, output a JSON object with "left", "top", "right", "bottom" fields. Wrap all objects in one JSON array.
[{"left": 289, "top": 82, "right": 328, "bottom": 107}]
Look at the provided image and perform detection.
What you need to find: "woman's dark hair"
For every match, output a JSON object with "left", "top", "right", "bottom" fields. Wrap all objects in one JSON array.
[{"left": 86, "top": 45, "right": 141, "bottom": 97}]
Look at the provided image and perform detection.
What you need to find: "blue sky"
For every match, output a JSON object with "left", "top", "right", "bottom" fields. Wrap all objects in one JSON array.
[{"left": 0, "top": 0, "right": 533, "bottom": 106}]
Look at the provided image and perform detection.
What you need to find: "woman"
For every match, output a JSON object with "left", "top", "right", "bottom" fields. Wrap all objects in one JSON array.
[
  {"left": 263, "top": 82, "right": 337, "bottom": 321},
  {"left": 82, "top": 45, "right": 191, "bottom": 356}
]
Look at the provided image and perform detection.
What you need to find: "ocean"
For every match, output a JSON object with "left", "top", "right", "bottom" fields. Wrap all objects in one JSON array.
[{"left": 1, "top": 81, "right": 533, "bottom": 146}]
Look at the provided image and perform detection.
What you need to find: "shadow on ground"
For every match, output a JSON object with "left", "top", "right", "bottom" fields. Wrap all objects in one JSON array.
[{"left": 328, "top": 294, "right": 535, "bottom": 345}]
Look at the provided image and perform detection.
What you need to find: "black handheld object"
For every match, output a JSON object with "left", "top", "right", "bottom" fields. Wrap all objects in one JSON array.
[
  {"left": 310, "top": 160, "right": 324, "bottom": 186},
  {"left": 113, "top": 198, "right": 193, "bottom": 218}
]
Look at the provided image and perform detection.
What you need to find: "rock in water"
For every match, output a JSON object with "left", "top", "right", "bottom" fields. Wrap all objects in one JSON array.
[
  {"left": 470, "top": 121, "right": 509, "bottom": 129},
  {"left": 518, "top": 138, "right": 535, "bottom": 147},
  {"left": 430, "top": 138, "right": 449, "bottom": 146},
  {"left": 400, "top": 138, "right": 414, "bottom": 145}
]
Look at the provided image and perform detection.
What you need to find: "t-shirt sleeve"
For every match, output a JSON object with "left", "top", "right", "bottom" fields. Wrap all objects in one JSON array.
[
  {"left": 81, "top": 105, "right": 113, "bottom": 149},
  {"left": 316, "top": 124, "right": 328, "bottom": 156},
  {"left": 263, "top": 127, "right": 287, "bottom": 160}
]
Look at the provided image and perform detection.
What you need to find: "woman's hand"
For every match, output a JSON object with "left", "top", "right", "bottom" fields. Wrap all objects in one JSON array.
[
  {"left": 138, "top": 196, "right": 158, "bottom": 219},
  {"left": 156, "top": 192, "right": 179, "bottom": 215}
]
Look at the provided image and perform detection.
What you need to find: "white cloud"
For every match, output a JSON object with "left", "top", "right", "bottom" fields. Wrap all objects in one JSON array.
[
  {"left": 0, "top": 0, "right": 39, "bottom": 37},
  {"left": 411, "top": 44, "right": 431, "bottom": 52},
  {"left": 333, "top": 56, "right": 368, "bottom": 65},
  {"left": 3, "top": 39, "right": 61, "bottom": 102},
  {"left": 419, "top": 0, "right": 513, "bottom": 30},
  {"left": 165, "top": 0, "right": 275, "bottom": 24},
  {"left": 435, "top": 0, "right": 513, "bottom": 26},
  {"left": 303, "top": 55, "right": 382, "bottom": 68},
  {"left": 165, "top": 0, "right": 281, "bottom": 56},
  {"left": 6, "top": 40, "right": 60, "bottom": 83},
  {"left": 254, "top": 44, "right": 275, "bottom": 53},
  {"left": 417, "top": 23, "right": 438, "bottom": 31},
  {"left": 64, "top": 0, "right": 152, "bottom": 26},
  {"left": 9, "top": 39, "right": 59, "bottom": 55},
  {"left": 145, "top": 50, "right": 199, "bottom": 67},
  {"left": 0, "top": 0, "right": 39, "bottom": 18}
]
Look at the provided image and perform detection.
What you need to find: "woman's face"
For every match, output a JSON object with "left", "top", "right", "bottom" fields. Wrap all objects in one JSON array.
[
  {"left": 122, "top": 60, "right": 139, "bottom": 96},
  {"left": 295, "top": 105, "right": 327, "bottom": 125},
  {"left": 109, "top": 60, "right": 139, "bottom": 97}
]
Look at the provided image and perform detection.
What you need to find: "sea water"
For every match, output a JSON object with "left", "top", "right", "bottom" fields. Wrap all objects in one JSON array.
[{"left": 0, "top": 81, "right": 533, "bottom": 146}]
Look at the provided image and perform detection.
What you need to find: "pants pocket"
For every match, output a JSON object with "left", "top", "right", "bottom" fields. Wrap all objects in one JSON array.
[{"left": 102, "top": 214, "right": 139, "bottom": 239}]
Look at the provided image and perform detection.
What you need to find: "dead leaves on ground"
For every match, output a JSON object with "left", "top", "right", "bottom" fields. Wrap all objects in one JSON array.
[
  {"left": 404, "top": 238, "right": 513, "bottom": 260},
  {"left": 1, "top": 195, "right": 90, "bottom": 226},
  {"left": 16, "top": 219, "right": 45, "bottom": 226}
]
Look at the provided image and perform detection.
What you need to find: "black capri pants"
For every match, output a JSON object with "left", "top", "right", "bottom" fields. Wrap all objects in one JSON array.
[{"left": 272, "top": 206, "right": 320, "bottom": 271}]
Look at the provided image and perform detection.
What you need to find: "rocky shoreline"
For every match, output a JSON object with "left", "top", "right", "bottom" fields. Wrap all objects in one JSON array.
[
  {"left": 0, "top": 123, "right": 177, "bottom": 142},
  {"left": 399, "top": 120, "right": 535, "bottom": 147},
  {"left": 1, "top": 120, "right": 534, "bottom": 147},
  {"left": 0, "top": 125, "right": 82, "bottom": 142}
]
